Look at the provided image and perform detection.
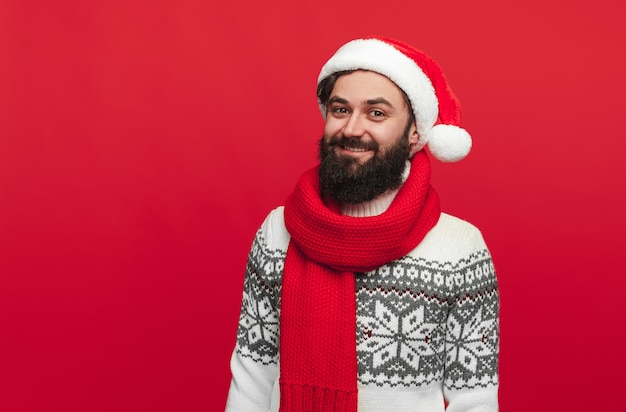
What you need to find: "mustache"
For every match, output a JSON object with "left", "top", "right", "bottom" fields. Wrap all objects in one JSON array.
[{"left": 327, "top": 136, "right": 379, "bottom": 151}]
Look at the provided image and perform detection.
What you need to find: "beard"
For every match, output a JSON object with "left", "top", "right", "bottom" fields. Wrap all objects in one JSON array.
[{"left": 318, "top": 131, "right": 411, "bottom": 204}]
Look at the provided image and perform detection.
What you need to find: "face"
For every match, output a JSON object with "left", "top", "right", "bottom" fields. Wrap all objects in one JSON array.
[
  {"left": 318, "top": 70, "right": 419, "bottom": 204},
  {"left": 322, "top": 70, "right": 419, "bottom": 163}
]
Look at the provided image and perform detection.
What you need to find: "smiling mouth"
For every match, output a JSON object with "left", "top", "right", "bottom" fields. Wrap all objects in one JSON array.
[
  {"left": 327, "top": 137, "right": 377, "bottom": 155},
  {"left": 341, "top": 145, "right": 370, "bottom": 152}
]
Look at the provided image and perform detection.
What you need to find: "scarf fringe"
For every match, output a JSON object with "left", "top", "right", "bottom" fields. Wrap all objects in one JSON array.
[{"left": 280, "top": 383, "right": 358, "bottom": 412}]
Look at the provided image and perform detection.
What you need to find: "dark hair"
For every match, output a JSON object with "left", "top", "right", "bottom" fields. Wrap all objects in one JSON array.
[
  {"left": 316, "top": 70, "right": 415, "bottom": 124},
  {"left": 316, "top": 70, "right": 355, "bottom": 106}
]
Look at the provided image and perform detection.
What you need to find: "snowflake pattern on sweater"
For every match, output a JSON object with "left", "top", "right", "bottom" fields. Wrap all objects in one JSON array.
[
  {"left": 235, "top": 223, "right": 499, "bottom": 390},
  {"left": 355, "top": 252, "right": 498, "bottom": 389},
  {"left": 235, "top": 236, "right": 283, "bottom": 366},
  {"left": 229, "top": 209, "right": 500, "bottom": 411}
]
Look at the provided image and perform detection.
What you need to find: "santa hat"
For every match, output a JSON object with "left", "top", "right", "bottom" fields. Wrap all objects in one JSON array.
[{"left": 317, "top": 37, "right": 471, "bottom": 162}]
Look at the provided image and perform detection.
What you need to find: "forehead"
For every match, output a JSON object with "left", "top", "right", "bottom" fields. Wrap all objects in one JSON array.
[{"left": 331, "top": 70, "right": 407, "bottom": 106}]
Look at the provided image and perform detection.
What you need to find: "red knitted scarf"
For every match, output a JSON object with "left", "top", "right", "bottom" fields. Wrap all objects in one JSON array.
[{"left": 280, "top": 151, "right": 441, "bottom": 411}]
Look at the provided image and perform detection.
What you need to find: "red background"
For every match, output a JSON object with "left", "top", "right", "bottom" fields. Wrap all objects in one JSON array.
[{"left": 1, "top": 0, "right": 625, "bottom": 410}]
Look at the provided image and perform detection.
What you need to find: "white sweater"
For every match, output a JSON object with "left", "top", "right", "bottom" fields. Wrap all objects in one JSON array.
[{"left": 226, "top": 183, "right": 499, "bottom": 411}]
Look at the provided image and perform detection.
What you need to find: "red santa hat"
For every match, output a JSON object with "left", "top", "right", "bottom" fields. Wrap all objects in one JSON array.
[{"left": 317, "top": 36, "right": 472, "bottom": 162}]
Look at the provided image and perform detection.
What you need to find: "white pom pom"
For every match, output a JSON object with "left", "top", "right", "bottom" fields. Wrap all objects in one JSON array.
[{"left": 427, "top": 124, "right": 472, "bottom": 162}]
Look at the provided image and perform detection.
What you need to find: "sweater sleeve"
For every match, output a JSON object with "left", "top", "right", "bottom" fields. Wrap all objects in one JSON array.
[
  {"left": 225, "top": 209, "right": 288, "bottom": 412},
  {"left": 443, "top": 228, "right": 500, "bottom": 412}
]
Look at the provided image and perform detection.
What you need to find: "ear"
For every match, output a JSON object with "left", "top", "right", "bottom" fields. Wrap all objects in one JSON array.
[{"left": 408, "top": 124, "right": 421, "bottom": 156}]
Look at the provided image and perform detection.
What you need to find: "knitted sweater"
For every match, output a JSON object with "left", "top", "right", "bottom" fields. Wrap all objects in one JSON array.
[{"left": 226, "top": 187, "right": 499, "bottom": 411}]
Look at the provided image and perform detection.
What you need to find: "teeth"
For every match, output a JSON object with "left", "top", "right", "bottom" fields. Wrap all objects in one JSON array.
[{"left": 344, "top": 146, "right": 367, "bottom": 152}]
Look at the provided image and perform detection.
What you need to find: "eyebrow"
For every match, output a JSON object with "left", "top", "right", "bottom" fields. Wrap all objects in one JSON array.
[
  {"left": 365, "top": 97, "right": 394, "bottom": 107},
  {"left": 328, "top": 96, "right": 395, "bottom": 108},
  {"left": 328, "top": 96, "right": 348, "bottom": 105}
]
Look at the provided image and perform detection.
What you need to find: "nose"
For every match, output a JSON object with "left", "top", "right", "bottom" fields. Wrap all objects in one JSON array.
[{"left": 343, "top": 113, "right": 365, "bottom": 138}]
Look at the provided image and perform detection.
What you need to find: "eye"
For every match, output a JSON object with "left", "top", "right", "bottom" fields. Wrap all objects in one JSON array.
[
  {"left": 370, "top": 109, "right": 385, "bottom": 118},
  {"left": 330, "top": 106, "right": 349, "bottom": 116}
]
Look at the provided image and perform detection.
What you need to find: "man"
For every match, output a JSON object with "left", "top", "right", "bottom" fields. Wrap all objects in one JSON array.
[{"left": 226, "top": 37, "right": 499, "bottom": 412}]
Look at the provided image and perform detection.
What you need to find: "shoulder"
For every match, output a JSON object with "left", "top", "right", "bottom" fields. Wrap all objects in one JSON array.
[
  {"left": 256, "top": 206, "right": 290, "bottom": 252},
  {"left": 435, "top": 212, "right": 484, "bottom": 237},
  {"left": 410, "top": 212, "right": 490, "bottom": 263}
]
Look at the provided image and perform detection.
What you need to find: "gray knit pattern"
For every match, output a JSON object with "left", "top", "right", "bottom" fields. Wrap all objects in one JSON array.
[
  {"left": 235, "top": 230, "right": 283, "bottom": 365},
  {"left": 356, "top": 251, "right": 499, "bottom": 390},
  {"left": 235, "top": 229, "right": 499, "bottom": 390}
]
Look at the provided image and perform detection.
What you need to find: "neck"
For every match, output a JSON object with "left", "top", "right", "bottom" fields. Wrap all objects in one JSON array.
[{"left": 340, "top": 161, "right": 411, "bottom": 217}]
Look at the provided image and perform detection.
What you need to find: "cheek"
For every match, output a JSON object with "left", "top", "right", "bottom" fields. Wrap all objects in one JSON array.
[
  {"left": 377, "top": 122, "right": 409, "bottom": 144},
  {"left": 369, "top": 128, "right": 397, "bottom": 146},
  {"left": 323, "top": 118, "right": 343, "bottom": 137}
]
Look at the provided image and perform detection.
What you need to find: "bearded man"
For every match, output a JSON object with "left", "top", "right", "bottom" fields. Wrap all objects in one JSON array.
[{"left": 226, "top": 37, "right": 500, "bottom": 412}]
